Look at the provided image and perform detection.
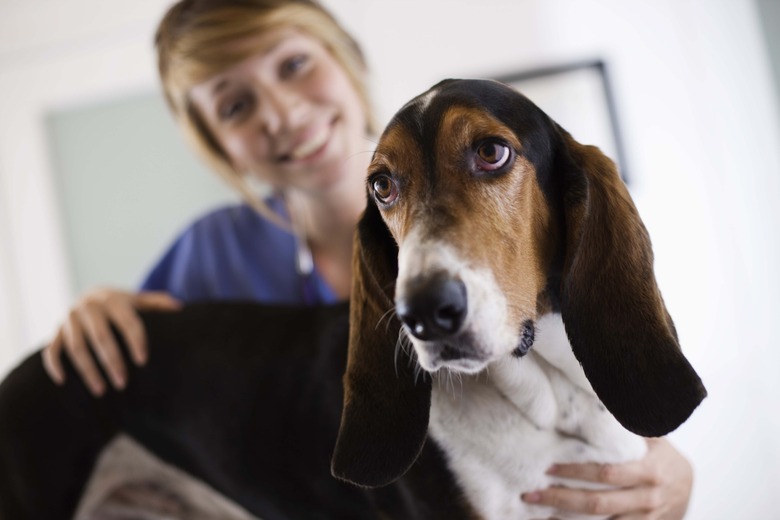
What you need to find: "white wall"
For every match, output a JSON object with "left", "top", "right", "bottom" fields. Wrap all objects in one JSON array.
[
  {"left": 0, "top": 0, "right": 176, "bottom": 369},
  {"left": 1, "top": 0, "right": 778, "bottom": 517}
]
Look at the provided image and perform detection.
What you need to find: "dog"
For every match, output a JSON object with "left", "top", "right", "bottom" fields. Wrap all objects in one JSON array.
[{"left": 331, "top": 78, "right": 707, "bottom": 519}]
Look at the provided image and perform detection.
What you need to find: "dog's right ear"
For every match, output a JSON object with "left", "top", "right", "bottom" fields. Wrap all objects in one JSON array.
[
  {"left": 331, "top": 199, "right": 432, "bottom": 488},
  {"left": 555, "top": 131, "right": 706, "bottom": 437}
]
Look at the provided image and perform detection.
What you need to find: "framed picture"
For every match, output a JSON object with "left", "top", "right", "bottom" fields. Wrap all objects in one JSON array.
[{"left": 494, "top": 60, "right": 629, "bottom": 182}]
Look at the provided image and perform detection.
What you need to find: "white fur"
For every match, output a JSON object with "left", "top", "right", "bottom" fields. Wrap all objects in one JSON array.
[
  {"left": 428, "top": 314, "right": 647, "bottom": 520},
  {"left": 402, "top": 86, "right": 440, "bottom": 115},
  {"left": 396, "top": 231, "right": 646, "bottom": 520}
]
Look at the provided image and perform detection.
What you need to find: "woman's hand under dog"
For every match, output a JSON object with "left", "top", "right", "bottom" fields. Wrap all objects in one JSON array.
[
  {"left": 43, "top": 288, "right": 182, "bottom": 396},
  {"left": 522, "top": 437, "right": 693, "bottom": 519}
]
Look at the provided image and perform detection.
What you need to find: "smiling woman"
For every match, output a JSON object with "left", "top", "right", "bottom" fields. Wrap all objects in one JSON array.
[{"left": 156, "top": 0, "right": 377, "bottom": 228}]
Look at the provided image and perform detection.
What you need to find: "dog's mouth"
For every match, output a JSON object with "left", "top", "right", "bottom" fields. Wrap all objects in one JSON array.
[
  {"left": 419, "top": 348, "right": 488, "bottom": 374},
  {"left": 409, "top": 319, "right": 537, "bottom": 374},
  {"left": 408, "top": 329, "right": 490, "bottom": 374}
]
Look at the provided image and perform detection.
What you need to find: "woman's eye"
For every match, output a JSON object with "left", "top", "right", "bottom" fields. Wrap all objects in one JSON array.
[
  {"left": 475, "top": 141, "right": 511, "bottom": 171},
  {"left": 371, "top": 174, "right": 399, "bottom": 205},
  {"left": 219, "top": 97, "right": 252, "bottom": 121},
  {"left": 280, "top": 54, "right": 310, "bottom": 79}
]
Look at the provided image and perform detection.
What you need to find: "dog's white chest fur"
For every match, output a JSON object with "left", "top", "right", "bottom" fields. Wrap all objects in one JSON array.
[{"left": 428, "top": 314, "right": 646, "bottom": 520}]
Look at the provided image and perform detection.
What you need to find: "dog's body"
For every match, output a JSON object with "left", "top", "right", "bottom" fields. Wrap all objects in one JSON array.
[
  {"left": 332, "top": 79, "right": 706, "bottom": 520},
  {"left": 0, "top": 303, "right": 465, "bottom": 520}
]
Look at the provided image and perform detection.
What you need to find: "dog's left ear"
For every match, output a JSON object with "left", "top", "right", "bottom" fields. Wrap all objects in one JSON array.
[
  {"left": 557, "top": 131, "right": 707, "bottom": 437},
  {"left": 331, "top": 200, "right": 432, "bottom": 488}
]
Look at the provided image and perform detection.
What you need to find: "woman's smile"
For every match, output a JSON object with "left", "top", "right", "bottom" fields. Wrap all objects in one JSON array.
[{"left": 285, "top": 121, "right": 332, "bottom": 161}]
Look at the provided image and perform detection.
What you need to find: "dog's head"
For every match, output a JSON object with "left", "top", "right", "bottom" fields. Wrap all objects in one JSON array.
[{"left": 331, "top": 79, "right": 706, "bottom": 488}]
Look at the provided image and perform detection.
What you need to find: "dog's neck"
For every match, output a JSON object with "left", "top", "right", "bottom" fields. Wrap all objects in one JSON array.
[
  {"left": 427, "top": 313, "right": 646, "bottom": 520},
  {"left": 431, "top": 313, "right": 592, "bottom": 430}
]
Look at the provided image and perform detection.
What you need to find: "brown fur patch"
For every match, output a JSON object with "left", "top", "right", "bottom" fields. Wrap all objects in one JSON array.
[{"left": 368, "top": 124, "right": 424, "bottom": 242}]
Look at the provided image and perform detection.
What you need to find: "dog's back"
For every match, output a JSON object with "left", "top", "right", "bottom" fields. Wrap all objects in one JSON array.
[{"left": 0, "top": 303, "right": 380, "bottom": 520}]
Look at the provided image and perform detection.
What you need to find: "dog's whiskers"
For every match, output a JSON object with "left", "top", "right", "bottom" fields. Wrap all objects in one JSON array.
[
  {"left": 393, "top": 329, "right": 405, "bottom": 376},
  {"left": 394, "top": 327, "right": 420, "bottom": 379},
  {"left": 375, "top": 306, "right": 398, "bottom": 333},
  {"left": 413, "top": 363, "right": 426, "bottom": 385},
  {"left": 435, "top": 368, "right": 464, "bottom": 398}
]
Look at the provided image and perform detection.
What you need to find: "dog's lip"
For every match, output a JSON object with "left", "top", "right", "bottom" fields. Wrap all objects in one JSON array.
[
  {"left": 418, "top": 339, "right": 490, "bottom": 374},
  {"left": 438, "top": 343, "right": 473, "bottom": 362},
  {"left": 428, "top": 355, "right": 489, "bottom": 375}
]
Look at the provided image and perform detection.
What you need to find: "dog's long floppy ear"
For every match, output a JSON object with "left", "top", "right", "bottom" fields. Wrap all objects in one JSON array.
[
  {"left": 557, "top": 132, "right": 706, "bottom": 437},
  {"left": 331, "top": 199, "right": 432, "bottom": 488}
]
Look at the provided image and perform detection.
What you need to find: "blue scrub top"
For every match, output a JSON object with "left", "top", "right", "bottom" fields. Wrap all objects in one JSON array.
[{"left": 140, "top": 199, "right": 339, "bottom": 306}]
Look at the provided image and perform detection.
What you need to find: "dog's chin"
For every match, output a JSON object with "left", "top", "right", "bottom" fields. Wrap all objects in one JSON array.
[
  {"left": 412, "top": 337, "right": 493, "bottom": 375},
  {"left": 412, "top": 333, "right": 525, "bottom": 375},
  {"left": 418, "top": 353, "right": 489, "bottom": 375}
]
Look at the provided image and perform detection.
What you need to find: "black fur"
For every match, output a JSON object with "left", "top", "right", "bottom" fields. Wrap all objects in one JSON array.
[{"left": 0, "top": 303, "right": 463, "bottom": 519}]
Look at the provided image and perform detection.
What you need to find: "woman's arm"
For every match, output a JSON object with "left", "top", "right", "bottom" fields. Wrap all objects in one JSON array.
[
  {"left": 522, "top": 438, "right": 693, "bottom": 519},
  {"left": 43, "top": 289, "right": 181, "bottom": 396}
]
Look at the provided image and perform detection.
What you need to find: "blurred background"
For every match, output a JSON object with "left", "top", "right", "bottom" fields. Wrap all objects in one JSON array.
[{"left": 0, "top": 0, "right": 778, "bottom": 517}]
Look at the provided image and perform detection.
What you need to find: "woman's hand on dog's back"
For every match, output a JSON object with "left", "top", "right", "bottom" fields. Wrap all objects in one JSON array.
[{"left": 43, "top": 288, "right": 182, "bottom": 396}]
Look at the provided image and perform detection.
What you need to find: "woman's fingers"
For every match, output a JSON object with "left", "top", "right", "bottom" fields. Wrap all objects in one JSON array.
[
  {"left": 77, "top": 302, "right": 128, "bottom": 391},
  {"left": 524, "top": 438, "right": 692, "bottom": 520},
  {"left": 547, "top": 458, "right": 654, "bottom": 488},
  {"left": 121, "top": 291, "right": 181, "bottom": 365},
  {"left": 133, "top": 291, "right": 183, "bottom": 312},
  {"left": 43, "top": 289, "right": 182, "bottom": 393},
  {"left": 62, "top": 311, "right": 106, "bottom": 396},
  {"left": 523, "top": 485, "right": 657, "bottom": 517},
  {"left": 107, "top": 297, "right": 149, "bottom": 366},
  {"left": 42, "top": 331, "right": 66, "bottom": 385}
]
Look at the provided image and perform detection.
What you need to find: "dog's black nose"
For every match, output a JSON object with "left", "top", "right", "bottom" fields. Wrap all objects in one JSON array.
[{"left": 397, "top": 275, "right": 467, "bottom": 341}]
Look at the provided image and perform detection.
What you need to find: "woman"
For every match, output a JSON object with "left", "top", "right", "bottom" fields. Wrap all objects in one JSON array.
[{"left": 43, "top": 0, "right": 693, "bottom": 518}]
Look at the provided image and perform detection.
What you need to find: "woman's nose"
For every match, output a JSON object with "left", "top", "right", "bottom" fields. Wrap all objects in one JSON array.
[{"left": 257, "top": 86, "right": 305, "bottom": 135}]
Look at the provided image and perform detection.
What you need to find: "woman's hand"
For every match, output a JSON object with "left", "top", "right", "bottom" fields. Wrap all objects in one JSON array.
[
  {"left": 43, "top": 289, "right": 182, "bottom": 396},
  {"left": 522, "top": 438, "right": 693, "bottom": 520}
]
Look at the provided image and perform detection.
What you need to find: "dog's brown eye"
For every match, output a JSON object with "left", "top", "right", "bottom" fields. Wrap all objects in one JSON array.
[
  {"left": 475, "top": 141, "right": 511, "bottom": 171},
  {"left": 371, "top": 174, "right": 399, "bottom": 205}
]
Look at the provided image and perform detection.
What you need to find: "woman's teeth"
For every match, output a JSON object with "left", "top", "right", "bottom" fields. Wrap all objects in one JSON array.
[{"left": 290, "top": 126, "right": 330, "bottom": 160}]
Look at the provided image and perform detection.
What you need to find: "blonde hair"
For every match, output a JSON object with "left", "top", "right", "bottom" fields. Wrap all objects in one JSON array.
[{"left": 155, "top": 0, "right": 375, "bottom": 225}]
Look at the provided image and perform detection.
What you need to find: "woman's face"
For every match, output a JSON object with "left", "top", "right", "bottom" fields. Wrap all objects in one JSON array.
[{"left": 190, "top": 28, "right": 369, "bottom": 196}]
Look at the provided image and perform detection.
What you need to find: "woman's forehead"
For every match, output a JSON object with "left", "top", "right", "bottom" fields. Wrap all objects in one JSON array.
[{"left": 189, "top": 27, "right": 322, "bottom": 94}]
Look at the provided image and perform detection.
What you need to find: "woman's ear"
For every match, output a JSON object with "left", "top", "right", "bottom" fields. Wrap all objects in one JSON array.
[
  {"left": 331, "top": 199, "right": 431, "bottom": 488},
  {"left": 557, "top": 132, "right": 706, "bottom": 437}
]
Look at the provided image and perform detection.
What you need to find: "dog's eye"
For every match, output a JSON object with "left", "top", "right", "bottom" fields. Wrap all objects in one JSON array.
[
  {"left": 475, "top": 141, "right": 511, "bottom": 171},
  {"left": 371, "top": 174, "right": 399, "bottom": 205}
]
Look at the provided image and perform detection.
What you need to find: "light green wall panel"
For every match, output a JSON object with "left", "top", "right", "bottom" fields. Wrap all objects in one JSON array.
[{"left": 47, "top": 91, "right": 236, "bottom": 295}]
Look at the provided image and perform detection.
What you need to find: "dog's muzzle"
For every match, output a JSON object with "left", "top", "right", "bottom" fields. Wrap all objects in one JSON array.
[{"left": 396, "top": 273, "right": 467, "bottom": 342}]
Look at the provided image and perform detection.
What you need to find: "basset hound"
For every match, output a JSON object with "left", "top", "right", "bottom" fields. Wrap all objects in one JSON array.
[{"left": 331, "top": 78, "right": 707, "bottom": 519}]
